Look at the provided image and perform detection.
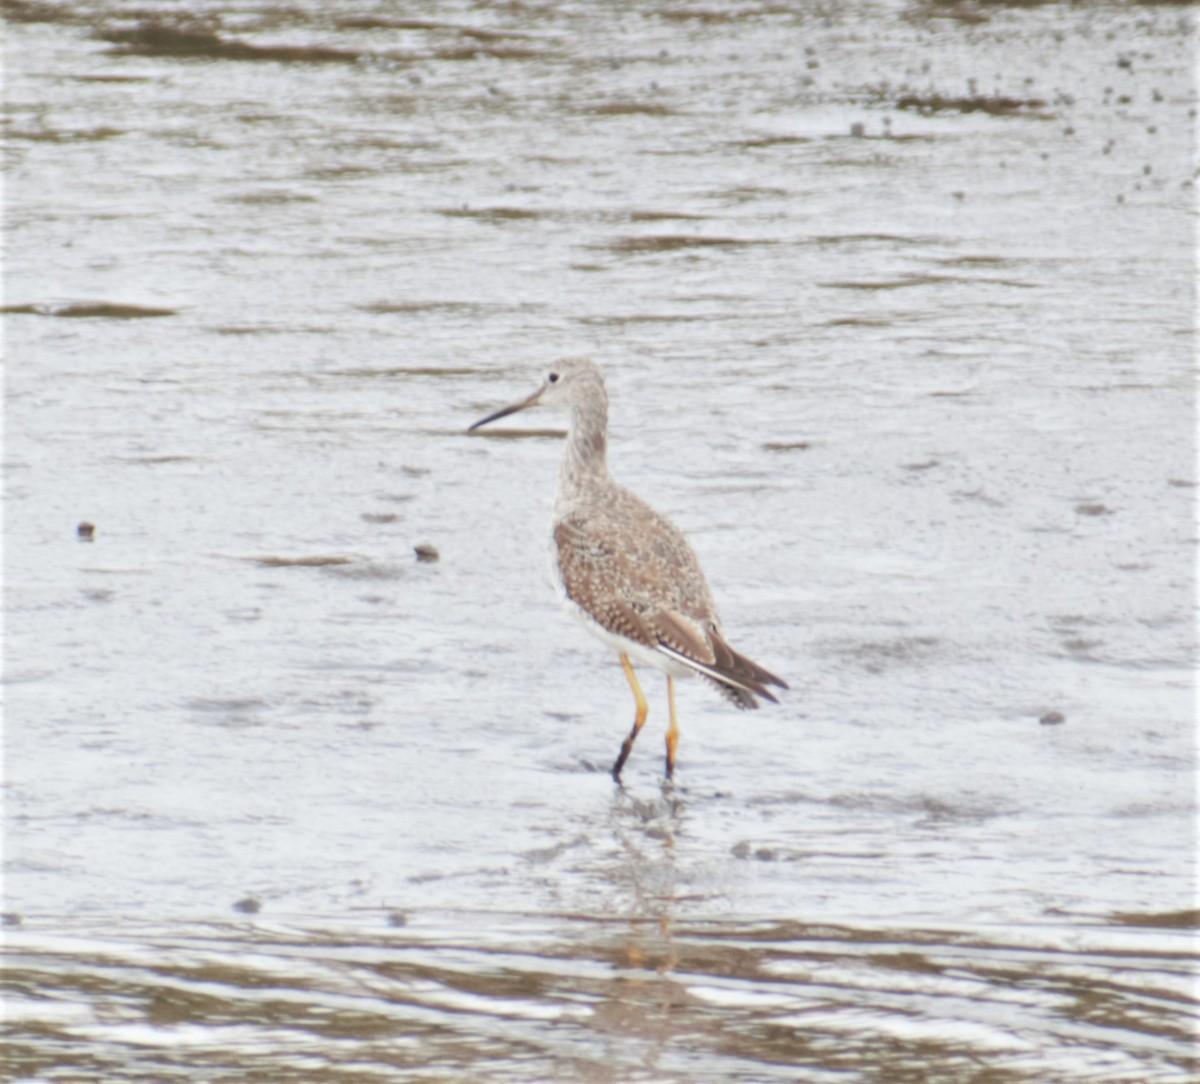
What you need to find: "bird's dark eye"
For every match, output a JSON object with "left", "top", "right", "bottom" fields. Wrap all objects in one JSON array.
[{"left": 547, "top": 371, "right": 560, "bottom": 384}]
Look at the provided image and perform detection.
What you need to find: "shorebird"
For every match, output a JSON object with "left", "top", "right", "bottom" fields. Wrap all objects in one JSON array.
[{"left": 469, "top": 358, "right": 787, "bottom": 779}]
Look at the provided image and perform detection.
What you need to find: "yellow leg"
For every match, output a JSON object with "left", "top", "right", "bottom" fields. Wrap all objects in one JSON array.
[
  {"left": 664, "top": 675, "right": 680, "bottom": 779},
  {"left": 612, "top": 654, "right": 649, "bottom": 780}
]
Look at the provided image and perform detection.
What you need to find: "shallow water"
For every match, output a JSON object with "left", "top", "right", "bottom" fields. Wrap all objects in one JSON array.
[
  {"left": 4, "top": 0, "right": 1197, "bottom": 1080},
  {"left": 6, "top": 911, "right": 1197, "bottom": 1082}
]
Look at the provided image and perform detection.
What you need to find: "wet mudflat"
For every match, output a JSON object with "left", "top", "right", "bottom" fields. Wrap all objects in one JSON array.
[{"left": 4, "top": 1, "right": 1197, "bottom": 1081}]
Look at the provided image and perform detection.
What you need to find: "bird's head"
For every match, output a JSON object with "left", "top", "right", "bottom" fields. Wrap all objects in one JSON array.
[{"left": 468, "top": 357, "right": 607, "bottom": 431}]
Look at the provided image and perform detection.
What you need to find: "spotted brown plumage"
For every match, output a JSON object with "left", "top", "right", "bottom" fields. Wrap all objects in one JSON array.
[{"left": 469, "top": 358, "right": 787, "bottom": 779}]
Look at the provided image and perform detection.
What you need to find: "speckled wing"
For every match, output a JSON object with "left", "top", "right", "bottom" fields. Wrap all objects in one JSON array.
[
  {"left": 552, "top": 486, "right": 716, "bottom": 640},
  {"left": 553, "top": 487, "right": 786, "bottom": 707}
]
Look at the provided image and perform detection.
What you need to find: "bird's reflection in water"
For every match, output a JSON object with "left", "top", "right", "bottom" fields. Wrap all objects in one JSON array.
[
  {"left": 605, "top": 781, "right": 688, "bottom": 974},
  {"left": 581, "top": 784, "right": 700, "bottom": 1074}
]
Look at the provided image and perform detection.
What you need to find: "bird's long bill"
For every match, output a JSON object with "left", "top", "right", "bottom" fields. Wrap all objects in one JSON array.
[{"left": 467, "top": 385, "right": 544, "bottom": 431}]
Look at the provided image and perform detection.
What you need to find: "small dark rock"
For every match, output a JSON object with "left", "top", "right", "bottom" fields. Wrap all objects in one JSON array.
[
  {"left": 1040, "top": 711, "right": 1066, "bottom": 726},
  {"left": 387, "top": 911, "right": 408, "bottom": 927},
  {"left": 1075, "top": 502, "right": 1111, "bottom": 516},
  {"left": 77, "top": 521, "right": 95, "bottom": 540},
  {"left": 232, "top": 896, "right": 261, "bottom": 914},
  {"left": 1, "top": 912, "right": 22, "bottom": 926},
  {"left": 414, "top": 543, "right": 439, "bottom": 563}
]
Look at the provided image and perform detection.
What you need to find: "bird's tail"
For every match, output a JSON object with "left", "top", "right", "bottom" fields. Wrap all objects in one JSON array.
[{"left": 656, "top": 624, "right": 788, "bottom": 710}]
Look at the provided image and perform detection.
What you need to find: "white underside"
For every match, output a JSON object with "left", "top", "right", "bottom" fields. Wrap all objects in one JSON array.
[{"left": 568, "top": 596, "right": 696, "bottom": 678}]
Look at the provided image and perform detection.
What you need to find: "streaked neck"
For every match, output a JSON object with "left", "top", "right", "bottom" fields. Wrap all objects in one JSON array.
[{"left": 558, "top": 397, "right": 609, "bottom": 503}]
